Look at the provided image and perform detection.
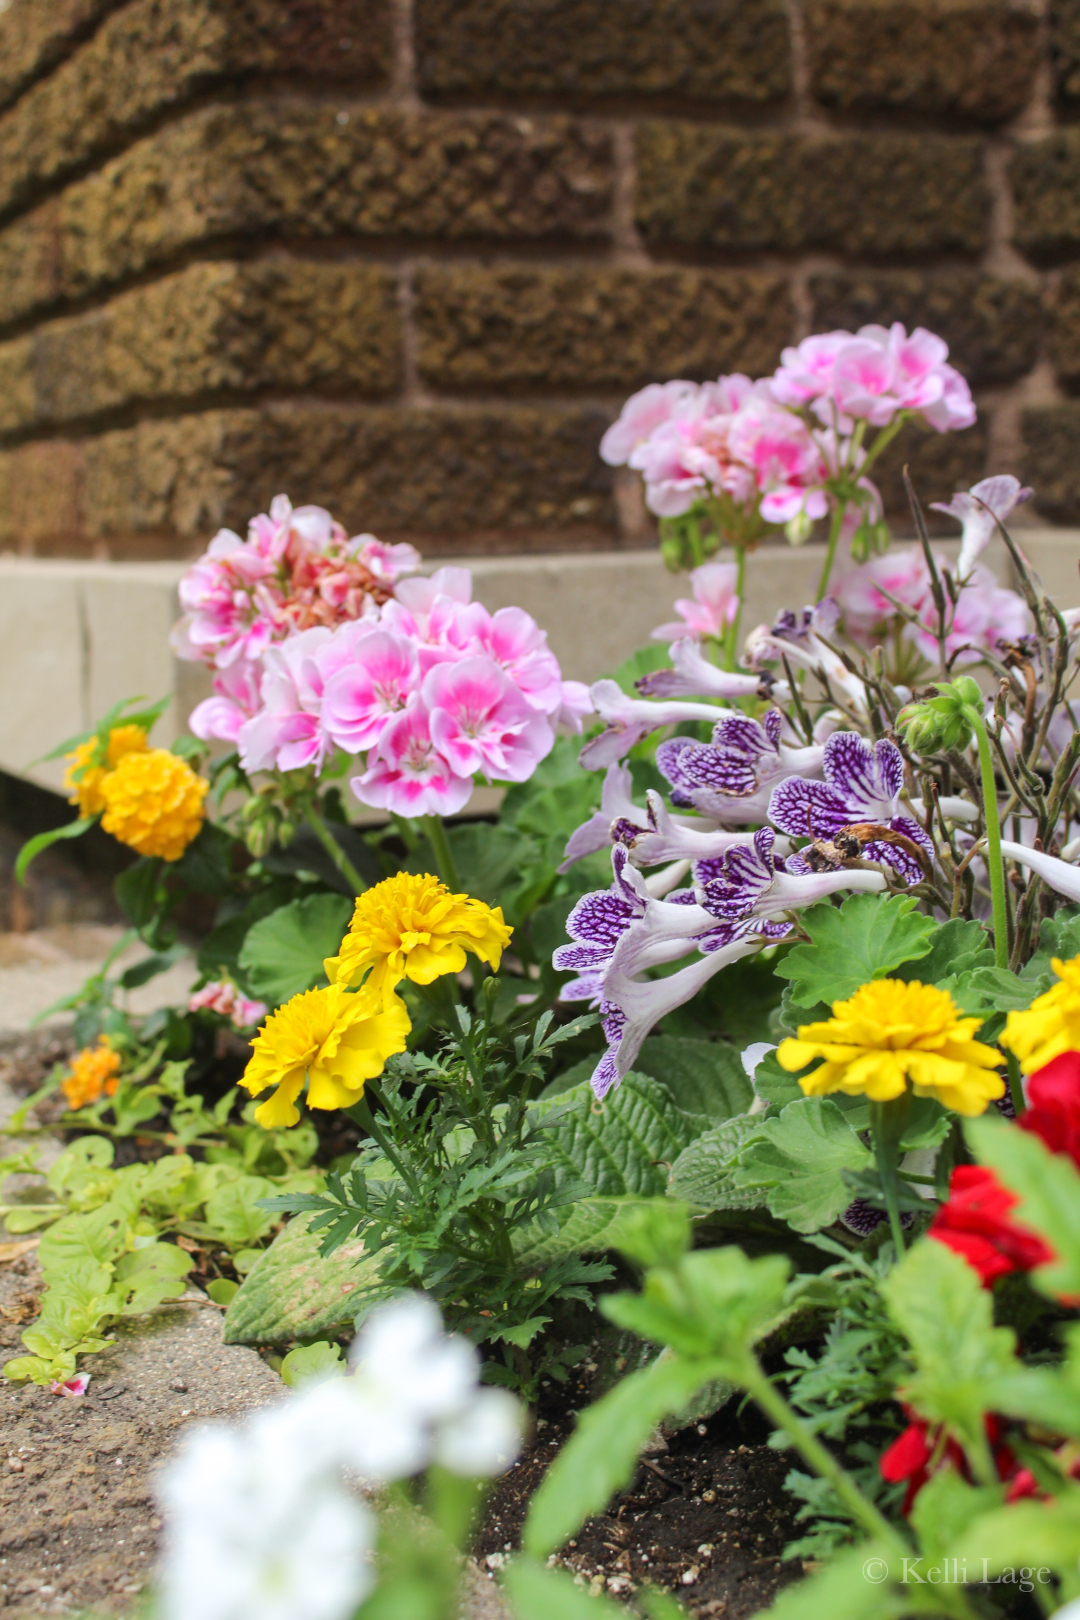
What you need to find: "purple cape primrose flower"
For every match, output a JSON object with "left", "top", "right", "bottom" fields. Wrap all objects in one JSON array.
[
  {"left": 558, "top": 761, "right": 647, "bottom": 874},
  {"left": 998, "top": 841, "right": 1080, "bottom": 903},
  {"left": 768, "top": 731, "right": 933, "bottom": 885},
  {"left": 553, "top": 846, "right": 702, "bottom": 1003},
  {"left": 636, "top": 638, "right": 782, "bottom": 703},
  {"left": 745, "top": 602, "right": 868, "bottom": 718},
  {"left": 657, "top": 709, "right": 824, "bottom": 826},
  {"left": 586, "top": 829, "right": 887, "bottom": 1099},
  {"left": 615, "top": 789, "right": 778, "bottom": 868}
]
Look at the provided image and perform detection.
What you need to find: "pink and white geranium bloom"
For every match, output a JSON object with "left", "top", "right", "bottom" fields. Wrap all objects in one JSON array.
[
  {"left": 355, "top": 697, "right": 472, "bottom": 818},
  {"left": 652, "top": 561, "right": 740, "bottom": 642},
  {"left": 599, "top": 380, "right": 699, "bottom": 465},
  {"left": 424, "top": 657, "right": 555, "bottom": 783},
  {"left": 837, "top": 546, "right": 1031, "bottom": 664},
  {"left": 321, "top": 630, "right": 420, "bottom": 754},
  {"left": 930, "top": 474, "right": 1033, "bottom": 581},
  {"left": 472, "top": 606, "right": 564, "bottom": 713},
  {"left": 727, "top": 399, "right": 828, "bottom": 524},
  {"left": 189, "top": 659, "right": 265, "bottom": 745},
  {"left": 625, "top": 377, "right": 765, "bottom": 518},
  {"left": 771, "top": 324, "right": 975, "bottom": 434}
]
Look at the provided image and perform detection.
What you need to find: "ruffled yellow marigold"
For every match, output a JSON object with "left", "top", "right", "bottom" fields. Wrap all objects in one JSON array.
[
  {"left": 100, "top": 748, "right": 208, "bottom": 861},
  {"left": 62, "top": 1038, "right": 121, "bottom": 1110},
  {"left": 240, "top": 981, "right": 411, "bottom": 1128},
  {"left": 1002, "top": 954, "right": 1080, "bottom": 1073},
  {"left": 63, "top": 725, "right": 148, "bottom": 817},
  {"left": 776, "top": 978, "right": 1005, "bottom": 1117},
  {"left": 325, "top": 871, "right": 512, "bottom": 995}
]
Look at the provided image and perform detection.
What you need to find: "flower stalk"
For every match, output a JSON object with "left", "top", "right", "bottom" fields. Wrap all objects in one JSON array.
[
  {"left": 303, "top": 802, "right": 369, "bottom": 897},
  {"left": 869, "top": 1095, "right": 911, "bottom": 1257}
]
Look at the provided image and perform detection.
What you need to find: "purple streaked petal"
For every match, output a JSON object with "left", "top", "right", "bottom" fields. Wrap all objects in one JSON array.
[
  {"left": 553, "top": 942, "right": 613, "bottom": 972},
  {"left": 861, "top": 839, "right": 923, "bottom": 886},
  {"left": 891, "top": 816, "right": 934, "bottom": 857},
  {"left": 656, "top": 737, "right": 696, "bottom": 794},
  {"left": 564, "top": 891, "right": 636, "bottom": 950},
  {"left": 591, "top": 1045, "right": 621, "bottom": 1101},
  {"left": 677, "top": 741, "right": 758, "bottom": 797},
  {"left": 768, "top": 776, "right": 850, "bottom": 839},
  {"left": 823, "top": 731, "right": 902, "bottom": 817},
  {"left": 692, "top": 856, "right": 727, "bottom": 887},
  {"left": 558, "top": 972, "right": 604, "bottom": 1003}
]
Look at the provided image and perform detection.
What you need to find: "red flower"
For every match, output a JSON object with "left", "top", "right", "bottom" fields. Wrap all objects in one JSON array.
[
  {"left": 1020, "top": 1050, "right": 1080, "bottom": 1167},
  {"left": 927, "top": 1164, "right": 1054, "bottom": 1285},
  {"left": 881, "top": 1410, "right": 1021, "bottom": 1513}
]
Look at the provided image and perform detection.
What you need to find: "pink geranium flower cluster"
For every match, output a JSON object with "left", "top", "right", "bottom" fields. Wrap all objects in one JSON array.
[
  {"left": 176, "top": 499, "right": 590, "bottom": 818},
  {"left": 601, "top": 375, "right": 828, "bottom": 527},
  {"left": 772, "top": 323, "right": 976, "bottom": 432},
  {"left": 600, "top": 323, "right": 976, "bottom": 544}
]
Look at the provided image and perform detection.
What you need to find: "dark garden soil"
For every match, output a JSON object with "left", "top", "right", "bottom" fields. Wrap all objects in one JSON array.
[{"left": 474, "top": 1367, "right": 804, "bottom": 1617}]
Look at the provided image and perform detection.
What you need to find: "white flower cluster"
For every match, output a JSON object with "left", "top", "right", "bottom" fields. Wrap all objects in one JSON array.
[{"left": 158, "top": 1295, "right": 522, "bottom": 1620}]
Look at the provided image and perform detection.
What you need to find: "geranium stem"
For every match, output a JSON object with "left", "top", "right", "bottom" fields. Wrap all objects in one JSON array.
[
  {"left": 723, "top": 545, "right": 747, "bottom": 670},
  {"left": 968, "top": 712, "right": 1009, "bottom": 969},
  {"left": 424, "top": 815, "right": 459, "bottom": 889},
  {"left": 815, "top": 498, "right": 847, "bottom": 601},
  {"left": 870, "top": 1097, "right": 910, "bottom": 1257},
  {"left": 303, "top": 804, "right": 368, "bottom": 896}
]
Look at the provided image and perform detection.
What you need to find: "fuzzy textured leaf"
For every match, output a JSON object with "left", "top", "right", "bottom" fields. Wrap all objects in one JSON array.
[
  {"left": 774, "top": 893, "right": 937, "bottom": 1008},
  {"left": 668, "top": 1118, "right": 769, "bottom": 1212},
  {"left": 223, "top": 1214, "right": 382, "bottom": 1345},
  {"left": 633, "top": 1036, "right": 753, "bottom": 1122}
]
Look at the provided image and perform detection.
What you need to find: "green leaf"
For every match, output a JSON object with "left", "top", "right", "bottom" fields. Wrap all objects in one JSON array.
[
  {"left": 531, "top": 1074, "right": 707, "bottom": 1198},
  {"left": 602, "top": 1247, "right": 790, "bottom": 1367},
  {"left": 895, "top": 917, "right": 993, "bottom": 986},
  {"left": 36, "top": 1204, "right": 126, "bottom": 1280},
  {"left": 1022, "top": 904, "right": 1080, "bottom": 981},
  {"left": 204, "top": 1175, "right": 277, "bottom": 1248},
  {"left": 262, "top": 821, "right": 379, "bottom": 897},
  {"left": 522, "top": 1355, "right": 717, "bottom": 1557},
  {"left": 947, "top": 1496, "right": 1080, "bottom": 1593},
  {"left": 882, "top": 1238, "right": 1018, "bottom": 1458},
  {"left": 667, "top": 1118, "right": 769, "bottom": 1212},
  {"left": 633, "top": 1036, "right": 754, "bottom": 1121},
  {"left": 608, "top": 1201, "right": 692, "bottom": 1270},
  {"left": 115, "top": 859, "right": 163, "bottom": 928},
  {"left": 774, "top": 893, "right": 937, "bottom": 1008},
  {"left": 280, "top": 1340, "right": 346, "bottom": 1388},
  {"left": 206, "top": 1279, "right": 239, "bottom": 1307},
  {"left": 113, "top": 1243, "right": 193, "bottom": 1313},
  {"left": 945, "top": 965, "right": 1048, "bottom": 1020},
  {"left": 503, "top": 1559, "right": 629, "bottom": 1620},
  {"left": 751, "top": 1047, "right": 806, "bottom": 1108},
  {"left": 238, "top": 893, "right": 353, "bottom": 1005},
  {"left": 223, "top": 1214, "right": 383, "bottom": 1345},
  {"left": 760, "top": 1542, "right": 912, "bottom": 1620},
  {"left": 731, "top": 1099, "right": 872, "bottom": 1233},
  {"left": 967, "top": 1115, "right": 1080, "bottom": 1300},
  {"left": 512, "top": 1197, "right": 682, "bottom": 1267},
  {"left": 118, "top": 947, "right": 186, "bottom": 992},
  {"left": 15, "top": 817, "right": 95, "bottom": 884},
  {"left": 908, "top": 1469, "right": 1003, "bottom": 1564}
]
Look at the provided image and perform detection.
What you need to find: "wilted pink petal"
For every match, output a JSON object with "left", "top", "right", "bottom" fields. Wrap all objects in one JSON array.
[{"left": 51, "top": 1374, "right": 90, "bottom": 1398}]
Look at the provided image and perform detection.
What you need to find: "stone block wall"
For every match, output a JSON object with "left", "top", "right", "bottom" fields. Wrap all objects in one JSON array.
[{"left": 1, "top": 0, "right": 1080, "bottom": 558}]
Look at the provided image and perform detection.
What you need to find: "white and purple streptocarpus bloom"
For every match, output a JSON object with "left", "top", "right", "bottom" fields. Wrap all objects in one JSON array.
[
  {"left": 613, "top": 789, "right": 775, "bottom": 869},
  {"left": 636, "top": 638, "right": 786, "bottom": 704},
  {"left": 745, "top": 601, "right": 868, "bottom": 718},
  {"left": 583, "top": 829, "right": 888, "bottom": 1098},
  {"left": 998, "top": 841, "right": 1080, "bottom": 903},
  {"left": 657, "top": 709, "right": 824, "bottom": 826},
  {"left": 929, "top": 475, "right": 1033, "bottom": 584},
  {"left": 558, "top": 761, "right": 648, "bottom": 874},
  {"left": 553, "top": 845, "right": 698, "bottom": 1001},
  {"left": 768, "top": 731, "right": 934, "bottom": 885},
  {"left": 578, "top": 677, "right": 764, "bottom": 771}
]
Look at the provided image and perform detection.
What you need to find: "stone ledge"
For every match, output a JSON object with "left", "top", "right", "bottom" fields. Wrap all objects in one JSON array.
[{"left": 3, "top": 536, "right": 1077, "bottom": 798}]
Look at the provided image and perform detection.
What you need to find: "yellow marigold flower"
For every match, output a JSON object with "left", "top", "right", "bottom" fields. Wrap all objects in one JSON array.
[
  {"left": 776, "top": 978, "right": 1004, "bottom": 1118},
  {"left": 1002, "top": 955, "right": 1080, "bottom": 1073},
  {"left": 325, "top": 871, "right": 512, "bottom": 995},
  {"left": 100, "top": 748, "right": 208, "bottom": 861},
  {"left": 62, "top": 1038, "right": 121, "bottom": 1110},
  {"left": 63, "top": 725, "right": 148, "bottom": 817},
  {"left": 240, "top": 981, "right": 411, "bottom": 1128}
]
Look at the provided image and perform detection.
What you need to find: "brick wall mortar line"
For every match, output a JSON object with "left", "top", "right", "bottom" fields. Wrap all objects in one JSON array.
[
  {"left": 391, "top": 0, "right": 421, "bottom": 110},
  {"left": 611, "top": 122, "right": 649, "bottom": 267},
  {"left": 397, "top": 260, "right": 433, "bottom": 409}
]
